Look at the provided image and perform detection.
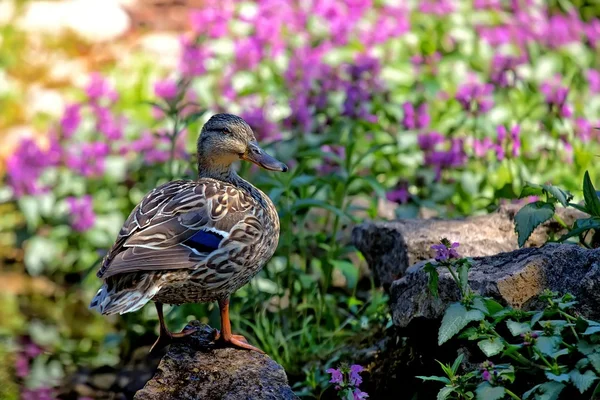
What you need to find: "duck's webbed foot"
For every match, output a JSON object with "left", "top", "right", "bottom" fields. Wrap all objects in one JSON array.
[
  {"left": 149, "top": 302, "right": 197, "bottom": 353},
  {"left": 214, "top": 298, "right": 265, "bottom": 354}
]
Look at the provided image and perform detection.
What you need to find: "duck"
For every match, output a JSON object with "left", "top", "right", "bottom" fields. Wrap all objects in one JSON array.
[{"left": 89, "top": 113, "right": 287, "bottom": 353}]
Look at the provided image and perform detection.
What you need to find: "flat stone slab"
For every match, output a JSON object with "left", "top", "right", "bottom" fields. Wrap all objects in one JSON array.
[
  {"left": 390, "top": 243, "right": 600, "bottom": 328},
  {"left": 352, "top": 204, "right": 586, "bottom": 289},
  {"left": 134, "top": 321, "right": 298, "bottom": 400}
]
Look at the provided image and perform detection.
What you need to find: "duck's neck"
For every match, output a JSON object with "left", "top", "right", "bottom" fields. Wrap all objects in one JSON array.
[
  {"left": 197, "top": 159, "right": 269, "bottom": 207},
  {"left": 197, "top": 160, "right": 239, "bottom": 183}
]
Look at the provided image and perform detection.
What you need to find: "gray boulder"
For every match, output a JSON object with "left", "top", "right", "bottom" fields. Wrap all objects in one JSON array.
[
  {"left": 391, "top": 243, "right": 600, "bottom": 328},
  {"left": 352, "top": 204, "right": 586, "bottom": 289},
  {"left": 134, "top": 321, "right": 298, "bottom": 400}
]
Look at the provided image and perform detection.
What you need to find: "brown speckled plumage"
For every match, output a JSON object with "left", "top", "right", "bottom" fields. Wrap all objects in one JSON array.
[{"left": 89, "top": 114, "right": 287, "bottom": 345}]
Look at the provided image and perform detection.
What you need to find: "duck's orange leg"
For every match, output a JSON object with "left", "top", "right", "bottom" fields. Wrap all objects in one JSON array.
[
  {"left": 214, "top": 297, "right": 264, "bottom": 353},
  {"left": 149, "top": 302, "right": 196, "bottom": 353}
]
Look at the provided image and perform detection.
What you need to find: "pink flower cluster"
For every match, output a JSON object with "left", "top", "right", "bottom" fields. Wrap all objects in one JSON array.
[{"left": 66, "top": 195, "right": 96, "bottom": 232}]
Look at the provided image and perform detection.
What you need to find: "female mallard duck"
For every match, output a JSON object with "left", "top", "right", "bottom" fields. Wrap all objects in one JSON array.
[{"left": 90, "top": 113, "right": 287, "bottom": 353}]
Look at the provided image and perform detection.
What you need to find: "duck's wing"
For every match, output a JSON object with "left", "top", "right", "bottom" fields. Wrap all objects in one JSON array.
[{"left": 97, "top": 179, "right": 263, "bottom": 280}]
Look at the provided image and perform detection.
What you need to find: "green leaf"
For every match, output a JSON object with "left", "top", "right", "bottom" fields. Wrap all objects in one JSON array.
[
  {"left": 291, "top": 199, "right": 354, "bottom": 222},
  {"left": 576, "top": 358, "right": 590, "bottom": 369},
  {"left": 545, "top": 372, "right": 570, "bottom": 383},
  {"left": 535, "top": 336, "right": 562, "bottom": 356},
  {"left": 437, "top": 387, "right": 454, "bottom": 400},
  {"left": 531, "top": 311, "right": 545, "bottom": 327},
  {"left": 584, "top": 326, "right": 600, "bottom": 335},
  {"left": 558, "top": 218, "right": 600, "bottom": 242},
  {"left": 506, "top": 320, "right": 531, "bottom": 336},
  {"left": 459, "top": 327, "right": 481, "bottom": 340},
  {"left": 424, "top": 263, "right": 440, "bottom": 298},
  {"left": 503, "top": 344, "right": 524, "bottom": 357},
  {"left": 519, "top": 182, "right": 544, "bottom": 198},
  {"left": 472, "top": 297, "right": 489, "bottom": 314},
  {"left": 568, "top": 202, "right": 589, "bottom": 213},
  {"left": 438, "top": 303, "right": 485, "bottom": 345},
  {"left": 475, "top": 383, "right": 505, "bottom": 400},
  {"left": 583, "top": 171, "right": 600, "bottom": 217},
  {"left": 363, "top": 176, "right": 387, "bottom": 199},
  {"left": 290, "top": 175, "right": 318, "bottom": 187},
  {"left": 514, "top": 201, "right": 555, "bottom": 247},
  {"left": 484, "top": 299, "right": 504, "bottom": 316},
  {"left": 478, "top": 338, "right": 504, "bottom": 357},
  {"left": 417, "top": 376, "right": 452, "bottom": 384},
  {"left": 589, "top": 353, "right": 600, "bottom": 374},
  {"left": 531, "top": 382, "right": 565, "bottom": 400},
  {"left": 451, "top": 354, "right": 464, "bottom": 374},
  {"left": 542, "top": 184, "right": 573, "bottom": 207},
  {"left": 569, "top": 369, "right": 598, "bottom": 394}
]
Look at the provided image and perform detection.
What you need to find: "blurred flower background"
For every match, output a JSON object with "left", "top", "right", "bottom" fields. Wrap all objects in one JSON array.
[{"left": 1, "top": 0, "right": 600, "bottom": 398}]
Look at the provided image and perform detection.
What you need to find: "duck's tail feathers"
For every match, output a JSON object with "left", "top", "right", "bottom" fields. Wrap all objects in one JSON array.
[{"left": 89, "top": 281, "right": 161, "bottom": 315}]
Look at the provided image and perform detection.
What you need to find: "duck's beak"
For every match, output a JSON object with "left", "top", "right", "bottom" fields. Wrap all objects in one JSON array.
[{"left": 242, "top": 141, "right": 288, "bottom": 172}]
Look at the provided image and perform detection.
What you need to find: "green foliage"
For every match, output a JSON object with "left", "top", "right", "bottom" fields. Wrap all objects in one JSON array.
[
  {"left": 514, "top": 171, "right": 600, "bottom": 248},
  {"left": 423, "top": 241, "right": 600, "bottom": 399}
]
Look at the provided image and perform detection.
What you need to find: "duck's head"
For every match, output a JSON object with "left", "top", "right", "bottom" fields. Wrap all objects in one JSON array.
[{"left": 197, "top": 113, "right": 288, "bottom": 176}]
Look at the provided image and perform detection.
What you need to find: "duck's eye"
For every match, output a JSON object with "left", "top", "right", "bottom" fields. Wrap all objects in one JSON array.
[{"left": 223, "top": 127, "right": 232, "bottom": 135}]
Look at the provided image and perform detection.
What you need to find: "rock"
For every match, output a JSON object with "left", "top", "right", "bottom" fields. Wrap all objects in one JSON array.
[
  {"left": 352, "top": 204, "right": 586, "bottom": 289},
  {"left": 390, "top": 243, "right": 600, "bottom": 328},
  {"left": 134, "top": 321, "right": 298, "bottom": 400}
]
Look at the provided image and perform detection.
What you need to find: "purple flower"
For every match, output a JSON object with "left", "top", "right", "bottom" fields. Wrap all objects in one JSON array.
[
  {"left": 189, "top": 1, "right": 233, "bottom": 39},
  {"left": 424, "top": 138, "right": 467, "bottom": 180},
  {"left": 387, "top": 182, "right": 410, "bottom": 204},
  {"left": 179, "top": 36, "right": 210, "bottom": 77},
  {"left": 361, "top": 5, "right": 409, "bottom": 45},
  {"left": 490, "top": 54, "right": 523, "bottom": 87},
  {"left": 154, "top": 79, "right": 178, "bottom": 100},
  {"left": 510, "top": 125, "right": 521, "bottom": 157},
  {"left": 15, "top": 354, "right": 29, "bottom": 378},
  {"left": 540, "top": 78, "right": 572, "bottom": 118},
  {"left": 575, "top": 118, "right": 593, "bottom": 142},
  {"left": 482, "top": 370, "right": 491, "bottom": 381},
  {"left": 431, "top": 241, "right": 460, "bottom": 261},
  {"left": 586, "top": 19, "right": 600, "bottom": 48},
  {"left": 327, "top": 368, "right": 344, "bottom": 385},
  {"left": 402, "top": 102, "right": 430, "bottom": 130},
  {"left": 417, "top": 132, "right": 445, "bottom": 151},
  {"left": 542, "top": 11, "right": 583, "bottom": 49},
  {"left": 23, "top": 342, "right": 43, "bottom": 359},
  {"left": 66, "top": 195, "right": 96, "bottom": 232},
  {"left": 473, "top": 137, "right": 493, "bottom": 158},
  {"left": 353, "top": 388, "right": 369, "bottom": 400},
  {"left": 234, "top": 37, "right": 263, "bottom": 71},
  {"left": 124, "top": 130, "right": 187, "bottom": 165},
  {"left": 349, "top": 364, "right": 365, "bottom": 387},
  {"left": 93, "top": 105, "right": 124, "bottom": 140},
  {"left": 6, "top": 138, "right": 58, "bottom": 198},
  {"left": 456, "top": 80, "right": 494, "bottom": 114},
  {"left": 473, "top": 0, "right": 501, "bottom": 10},
  {"left": 21, "top": 387, "right": 54, "bottom": 400},
  {"left": 66, "top": 142, "right": 110, "bottom": 177},
  {"left": 86, "top": 73, "right": 118, "bottom": 104},
  {"left": 587, "top": 69, "right": 600, "bottom": 93},
  {"left": 240, "top": 106, "right": 280, "bottom": 142},
  {"left": 60, "top": 104, "right": 81, "bottom": 138},
  {"left": 419, "top": 0, "right": 455, "bottom": 15}
]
